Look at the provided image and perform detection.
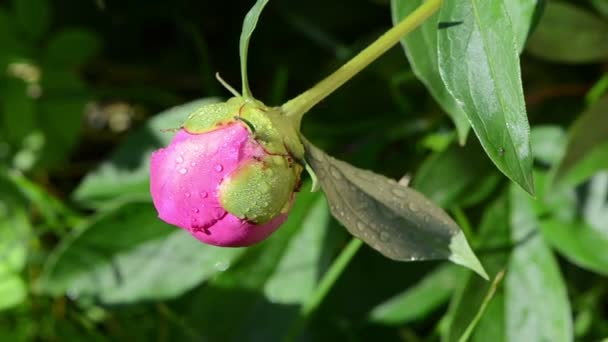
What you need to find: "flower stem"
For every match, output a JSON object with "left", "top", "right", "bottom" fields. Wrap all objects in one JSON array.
[
  {"left": 281, "top": 0, "right": 442, "bottom": 127},
  {"left": 283, "top": 238, "right": 363, "bottom": 342}
]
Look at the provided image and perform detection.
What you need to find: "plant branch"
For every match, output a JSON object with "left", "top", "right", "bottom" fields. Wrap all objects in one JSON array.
[{"left": 281, "top": 0, "right": 442, "bottom": 127}]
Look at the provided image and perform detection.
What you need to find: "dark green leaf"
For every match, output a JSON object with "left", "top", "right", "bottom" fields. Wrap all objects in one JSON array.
[
  {"left": 44, "top": 29, "right": 100, "bottom": 67},
  {"left": 13, "top": 0, "right": 50, "bottom": 41},
  {"left": 554, "top": 96, "right": 608, "bottom": 187},
  {"left": 302, "top": 138, "right": 487, "bottom": 279},
  {"left": 391, "top": 0, "right": 470, "bottom": 144},
  {"left": 239, "top": 0, "right": 269, "bottom": 98},
  {"left": 506, "top": 185, "right": 572, "bottom": 342},
  {"left": 438, "top": 0, "right": 534, "bottom": 194},
  {"left": 73, "top": 98, "right": 220, "bottom": 207},
  {"left": 539, "top": 219, "right": 608, "bottom": 276},
  {"left": 413, "top": 138, "right": 500, "bottom": 209},
  {"left": 369, "top": 264, "right": 465, "bottom": 325},
  {"left": 0, "top": 77, "right": 36, "bottom": 147},
  {"left": 526, "top": 1, "right": 608, "bottom": 63},
  {"left": 38, "top": 200, "right": 244, "bottom": 303}
]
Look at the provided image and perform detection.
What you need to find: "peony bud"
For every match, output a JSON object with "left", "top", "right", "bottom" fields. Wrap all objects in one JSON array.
[{"left": 150, "top": 97, "right": 304, "bottom": 247}]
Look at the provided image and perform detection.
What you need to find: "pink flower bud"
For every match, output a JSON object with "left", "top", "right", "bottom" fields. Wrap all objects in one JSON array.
[{"left": 150, "top": 116, "right": 301, "bottom": 247}]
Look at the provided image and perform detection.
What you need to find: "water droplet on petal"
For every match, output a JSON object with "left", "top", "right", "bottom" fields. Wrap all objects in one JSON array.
[
  {"left": 214, "top": 164, "right": 224, "bottom": 172},
  {"left": 185, "top": 192, "right": 191, "bottom": 198},
  {"left": 201, "top": 192, "right": 208, "bottom": 198},
  {"left": 178, "top": 168, "right": 188, "bottom": 175},
  {"left": 192, "top": 208, "right": 200, "bottom": 213},
  {"left": 176, "top": 156, "right": 184, "bottom": 164},
  {"left": 191, "top": 161, "right": 197, "bottom": 167}
]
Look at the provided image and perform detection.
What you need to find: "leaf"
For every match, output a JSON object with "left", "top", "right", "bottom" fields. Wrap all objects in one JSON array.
[
  {"left": 526, "top": 1, "right": 608, "bottom": 63},
  {"left": 554, "top": 96, "right": 608, "bottom": 187},
  {"left": 263, "top": 195, "right": 330, "bottom": 304},
  {"left": 13, "top": 0, "right": 50, "bottom": 41},
  {"left": 302, "top": 137, "right": 487, "bottom": 279},
  {"left": 530, "top": 125, "right": 566, "bottom": 166},
  {"left": 38, "top": 200, "right": 244, "bottom": 304},
  {"left": 0, "top": 77, "right": 36, "bottom": 147},
  {"left": 73, "top": 98, "right": 220, "bottom": 207},
  {"left": 444, "top": 194, "right": 510, "bottom": 342},
  {"left": 413, "top": 138, "right": 500, "bottom": 209},
  {"left": 44, "top": 29, "right": 100, "bottom": 67},
  {"left": 0, "top": 173, "right": 31, "bottom": 311},
  {"left": 506, "top": 185, "right": 572, "bottom": 342},
  {"left": 438, "top": 0, "right": 534, "bottom": 195},
  {"left": 390, "top": 0, "right": 470, "bottom": 144},
  {"left": 503, "top": 0, "right": 540, "bottom": 52},
  {"left": 539, "top": 219, "right": 608, "bottom": 276},
  {"left": 581, "top": 172, "right": 608, "bottom": 233},
  {"left": 369, "top": 264, "right": 466, "bottom": 325},
  {"left": 239, "top": 0, "right": 269, "bottom": 98}
]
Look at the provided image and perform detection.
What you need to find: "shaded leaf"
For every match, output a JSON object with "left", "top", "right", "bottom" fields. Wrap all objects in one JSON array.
[
  {"left": 438, "top": 0, "right": 534, "bottom": 194},
  {"left": 302, "top": 137, "right": 487, "bottom": 279},
  {"left": 39, "top": 200, "right": 244, "bottom": 303},
  {"left": 44, "top": 29, "right": 100, "bottom": 67},
  {"left": 539, "top": 219, "right": 608, "bottom": 276},
  {"left": 526, "top": 1, "right": 608, "bottom": 63},
  {"left": 0, "top": 77, "right": 36, "bottom": 147},
  {"left": 530, "top": 125, "right": 566, "bottom": 166},
  {"left": 13, "top": 0, "right": 50, "bottom": 41},
  {"left": 413, "top": 138, "right": 500, "bottom": 209},
  {"left": 369, "top": 264, "right": 465, "bottom": 325},
  {"left": 506, "top": 185, "right": 572, "bottom": 342},
  {"left": 391, "top": 0, "right": 470, "bottom": 143},
  {"left": 554, "top": 96, "right": 608, "bottom": 187},
  {"left": 73, "top": 98, "right": 220, "bottom": 207},
  {"left": 239, "top": 0, "right": 269, "bottom": 98}
]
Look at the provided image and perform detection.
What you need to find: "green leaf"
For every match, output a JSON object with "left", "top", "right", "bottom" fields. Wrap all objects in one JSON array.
[
  {"left": 38, "top": 200, "right": 244, "bottom": 303},
  {"left": 13, "top": 0, "right": 50, "bottom": 41},
  {"left": 506, "top": 185, "right": 572, "bottom": 342},
  {"left": 445, "top": 194, "right": 510, "bottom": 342},
  {"left": 369, "top": 264, "right": 466, "bottom": 325},
  {"left": 0, "top": 77, "right": 36, "bottom": 147},
  {"left": 526, "top": 1, "right": 608, "bottom": 63},
  {"left": 263, "top": 195, "right": 330, "bottom": 304},
  {"left": 539, "top": 219, "right": 608, "bottom": 276},
  {"left": 530, "top": 125, "right": 566, "bottom": 166},
  {"left": 302, "top": 137, "right": 487, "bottom": 279},
  {"left": 438, "top": 0, "right": 534, "bottom": 195},
  {"left": 390, "top": 0, "right": 470, "bottom": 144},
  {"left": 413, "top": 138, "right": 500, "bottom": 209},
  {"left": 504, "top": 0, "right": 540, "bottom": 52},
  {"left": 44, "top": 29, "right": 100, "bottom": 67},
  {"left": 554, "top": 96, "right": 608, "bottom": 187},
  {"left": 239, "top": 0, "right": 269, "bottom": 98},
  {"left": 581, "top": 172, "right": 608, "bottom": 233},
  {"left": 73, "top": 98, "right": 220, "bottom": 207},
  {"left": 0, "top": 173, "right": 31, "bottom": 311}
]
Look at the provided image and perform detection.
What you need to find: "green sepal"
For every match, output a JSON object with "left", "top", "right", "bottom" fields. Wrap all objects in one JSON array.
[{"left": 219, "top": 155, "right": 302, "bottom": 224}]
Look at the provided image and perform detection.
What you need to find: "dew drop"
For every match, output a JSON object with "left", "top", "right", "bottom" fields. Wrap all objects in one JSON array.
[
  {"left": 185, "top": 192, "right": 191, "bottom": 198},
  {"left": 176, "top": 156, "right": 184, "bottom": 164},
  {"left": 201, "top": 192, "right": 208, "bottom": 198},
  {"left": 356, "top": 221, "right": 366, "bottom": 231},
  {"left": 408, "top": 202, "right": 418, "bottom": 212},
  {"left": 192, "top": 208, "right": 200, "bottom": 213},
  {"left": 191, "top": 161, "right": 197, "bottom": 167},
  {"left": 178, "top": 168, "right": 188, "bottom": 175},
  {"left": 380, "top": 231, "right": 390, "bottom": 242},
  {"left": 214, "top": 261, "right": 230, "bottom": 272},
  {"left": 329, "top": 166, "right": 342, "bottom": 179},
  {"left": 214, "top": 164, "right": 224, "bottom": 172}
]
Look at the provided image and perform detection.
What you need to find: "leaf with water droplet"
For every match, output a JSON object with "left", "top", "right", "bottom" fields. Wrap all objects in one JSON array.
[{"left": 302, "top": 137, "right": 487, "bottom": 279}]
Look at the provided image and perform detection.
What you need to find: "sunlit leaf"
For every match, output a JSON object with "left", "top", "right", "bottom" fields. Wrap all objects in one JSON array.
[
  {"left": 302, "top": 137, "right": 487, "bottom": 279},
  {"left": 526, "top": 1, "right": 608, "bottom": 63},
  {"left": 391, "top": 0, "right": 469, "bottom": 144},
  {"left": 39, "top": 200, "right": 244, "bottom": 303},
  {"left": 239, "top": 0, "right": 269, "bottom": 98},
  {"left": 438, "top": 0, "right": 534, "bottom": 195}
]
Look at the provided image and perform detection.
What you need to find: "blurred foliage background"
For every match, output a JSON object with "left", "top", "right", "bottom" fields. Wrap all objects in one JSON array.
[{"left": 0, "top": 0, "right": 607, "bottom": 341}]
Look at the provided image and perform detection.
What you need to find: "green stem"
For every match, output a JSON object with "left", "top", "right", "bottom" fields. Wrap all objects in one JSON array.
[
  {"left": 281, "top": 0, "right": 442, "bottom": 127},
  {"left": 283, "top": 238, "right": 364, "bottom": 342}
]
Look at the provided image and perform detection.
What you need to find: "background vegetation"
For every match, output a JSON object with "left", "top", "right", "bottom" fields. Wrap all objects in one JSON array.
[{"left": 1, "top": 0, "right": 607, "bottom": 341}]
